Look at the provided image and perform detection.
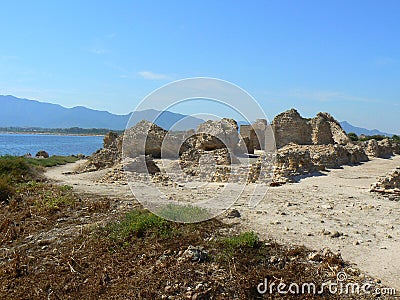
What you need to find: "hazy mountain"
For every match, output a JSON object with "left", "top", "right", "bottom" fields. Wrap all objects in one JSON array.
[
  {"left": 340, "top": 121, "right": 394, "bottom": 137},
  {"left": 0, "top": 95, "right": 204, "bottom": 130},
  {"left": 5, "top": 95, "right": 395, "bottom": 136}
]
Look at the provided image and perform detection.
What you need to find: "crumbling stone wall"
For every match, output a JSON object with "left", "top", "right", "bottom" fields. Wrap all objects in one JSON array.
[
  {"left": 273, "top": 146, "right": 316, "bottom": 183},
  {"left": 82, "top": 131, "right": 122, "bottom": 171},
  {"left": 310, "top": 115, "right": 334, "bottom": 145},
  {"left": 123, "top": 120, "right": 192, "bottom": 159},
  {"left": 252, "top": 119, "right": 268, "bottom": 150},
  {"left": 364, "top": 138, "right": 394, "bottom": 158},
  {"left": 272, "top": 109, "right": 313, "bottom": 148},
  {"left": 377, "top": 139, "right": 394, "bottom": 158},
  {"left": 365, "top": 139, "right": 380, "bottom": 158},
  {"left": 239, "top": 125, "right": 256, "bottom": 154},
  {"left": 273, "top": 144, "right": 368, "bottom": 183},
  {"left": 240, "top": 119, "right": 272, "bottom": 152},
  {"left": 318, "top": 112, "right": 350, "bottom": 145},
  {"left": 393, "top": 142, "right": 400, "bottom": 155},
  {"left": 196, "top": 118, "right": 240, "bottom": 152},
  {"left": 271, "top": 109, "right": 350, "bottom": 149},
  {"left": 179, "top": 148, "right": 232, "bottom": 180},
  {"left": 103, "top": 131, "right": 119, "bottom": 148}
]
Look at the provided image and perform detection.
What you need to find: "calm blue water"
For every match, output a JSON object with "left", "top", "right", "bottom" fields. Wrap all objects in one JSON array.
[{"left": 0, "top": 133, "right": 104, "bottom": 156}]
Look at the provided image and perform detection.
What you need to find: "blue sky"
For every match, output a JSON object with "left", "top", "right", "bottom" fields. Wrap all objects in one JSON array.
[{"left": 0, "top": 0, "right": 399, "bottom": 133}]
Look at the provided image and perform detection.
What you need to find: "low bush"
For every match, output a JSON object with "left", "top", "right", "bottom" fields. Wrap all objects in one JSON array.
[
  {"left": 220, "top": 231, "right": 260, "bottom": 249},
  {"left": 0, "top": 176, "right": 15, "bottom": 202},
  {"left": 13, "top": 181, "right": 76, "bottom": 211},
  {"left": 0, "top": 155, "right": 78, "bottom": 183},
  {"left": 347, "top": 132, "right": 358, "bottom": 141},
  {"left": 105, "top": 210, "right": 171, "bottom": 243},
  {"left": 359, "top": 134, "right": 387, "bottom": 142},
  {"left": 25, "top": 155, "right": 78, "bottom": 167},
  {"left": 0, "top": 156, "right": 38, "bottom": 182},
  {"left": 157, "top": 203, "right": 212, "bottom": 223}
]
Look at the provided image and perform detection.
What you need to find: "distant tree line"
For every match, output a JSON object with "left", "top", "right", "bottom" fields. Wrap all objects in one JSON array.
[
  {"left": 0, "top": 127, "right": 124, "bottom": 135},
  {"left": 347, "top": 132, "right": 400, "bottom": 142}
]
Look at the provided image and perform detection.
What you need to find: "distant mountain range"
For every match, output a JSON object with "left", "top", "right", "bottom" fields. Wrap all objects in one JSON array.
[
  {"left": 0, "top": 95, "right": 204, "bottom": 130},
  {"left": 339, "top": 121, "right": 394, "bottom": 137},
  {"left": 1, "top": 95, "right": 395, "bottom": 136}
]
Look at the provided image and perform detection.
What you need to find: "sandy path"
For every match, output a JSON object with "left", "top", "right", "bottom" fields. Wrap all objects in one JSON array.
[
  {"left": 46, "top": 156, "right": 400, "bottom": 290},
  {"left": 45, "top": 160, "right": 133, "bottom": 199}
]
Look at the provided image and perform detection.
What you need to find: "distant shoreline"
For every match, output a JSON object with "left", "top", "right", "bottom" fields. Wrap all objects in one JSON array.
[{"left": 0, "top": 131, "right": 105, "bottom": 137}]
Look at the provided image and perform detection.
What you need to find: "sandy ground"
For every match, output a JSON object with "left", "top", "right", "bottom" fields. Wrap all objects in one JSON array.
[{"left": 46, "top": 156, "right": 400, "bottom": 290}]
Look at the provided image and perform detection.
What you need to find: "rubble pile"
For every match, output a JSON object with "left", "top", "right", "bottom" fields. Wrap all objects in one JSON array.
[
  {"left": 95, "top": 163, "right": 127, "bottom": 185},
  {"left": 124, "top": 155, "right": 160, "bottom": 175},
  {"left": 83, "top": 132, "right": 122, "bottom": 172},
  {"left": 370, "top": 167, "right": 400, "bottom": 195},
  {"left": 96, "top": 155, "right": 161, "bottom": 184}
]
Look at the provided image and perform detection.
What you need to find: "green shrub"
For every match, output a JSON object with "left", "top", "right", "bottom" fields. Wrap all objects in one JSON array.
[
  {"left": 40, "top": 190, "right": 75, "bottom": 210},
  {"left": 220, "top": 231, "right": 259, "bottom": 249},
  {"left": 106, "top": 210, "right": 171, "bottom": 242},
  {"left": 0, "top": 155, "right": 78, "bottom": 183},
  {"left": 0, "top": 156, "right": 38, "bottom": 182},
  {"left": 15, "top": 181, "right": 75, "bottom": 211},
  {"left": 0, "top": 175, "right": 15, "bottom": 202},
  {"left": 26, "top": 155, "right": 78, "bottom": 167},
  {"left": 157, "top": 203, "right": 212, "bottom": 223},
  {"left": 347, "top": 132, "right": 358, "bottom": 141},
  {"left": 359, "top": 134, "right": 387, "bottom": 142},
  {"left": 59, "top": 185, "right": 73, "bottom": 192}
]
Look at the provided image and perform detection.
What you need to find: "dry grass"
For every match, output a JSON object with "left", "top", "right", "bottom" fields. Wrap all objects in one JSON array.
[{"left": 1, "top": 202, "right": 389, "bottom": 299}]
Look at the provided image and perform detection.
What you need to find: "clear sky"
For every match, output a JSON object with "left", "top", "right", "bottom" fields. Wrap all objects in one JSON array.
[{"left": 1, "top": 0, "right": 399, "bottom": 133}]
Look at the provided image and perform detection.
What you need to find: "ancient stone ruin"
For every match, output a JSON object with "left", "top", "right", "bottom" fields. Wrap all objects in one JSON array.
[
  {"left": 272, "top": 144, "right": 369, "bottom": 184},
  {"left": 81, "top": 108, "right": 400, "bottom": 185},
  {"left": 195, "top": 118, "right": 240, "bottom": 152},
  {"left": 82, "top": 131, "right": 122, "bottom": 172},
  {"left": 123, "top": 120, "right": 192, "bottom": 159},
  {"left": 365, "top": 138, "right": 395, "bottom": 158},
  {"left": 271, "top": 109, "right": 350, "bottom": 148}
]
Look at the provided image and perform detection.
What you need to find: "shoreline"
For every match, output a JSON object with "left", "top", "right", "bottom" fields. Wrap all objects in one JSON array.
[{"left": 0, "top": 131, "right": 106, "bottom": 137}]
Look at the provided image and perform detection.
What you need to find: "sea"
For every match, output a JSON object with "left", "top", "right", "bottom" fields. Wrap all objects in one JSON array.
[{"left": 0, "top": 133, "right": 104, "bottom": 156}]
